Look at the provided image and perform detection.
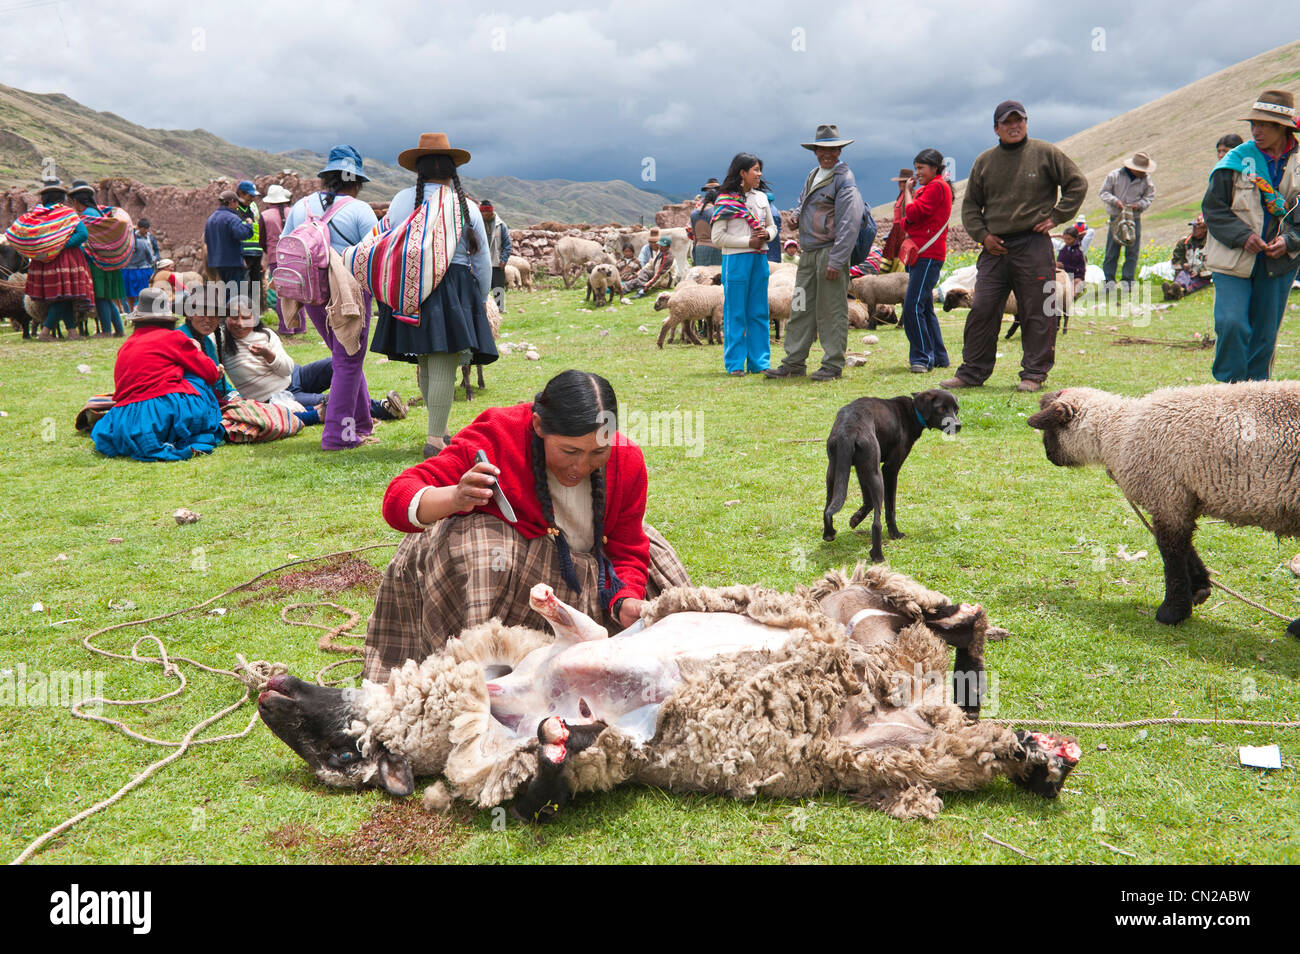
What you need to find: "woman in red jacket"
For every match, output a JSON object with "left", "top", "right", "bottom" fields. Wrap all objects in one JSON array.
[
  {"left": 91, "top": 289, "right": 225, "bottom": 461},
  {"left": 900, "top": 148, "right": 953, "bottom": 373},
  {"left": 365, "top": 369, "right": 691, "bottom": 682}
]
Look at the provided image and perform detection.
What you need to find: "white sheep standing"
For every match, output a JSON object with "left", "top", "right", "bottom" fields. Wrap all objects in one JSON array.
[
  {"left": 1027, "top": 382, "right": 1300, "bottom": 633},
  {"left": 654, "top": 285, "right": 724, "bottom": 347},
  {"left": 504, "top": 264, "right": 522, "bottom": 291},
  {"left": 553, "top": 237, "right": 615, "bottom": 289},
  {"left": 507, "top": 255, "right": 533, "bottom": 291},
  {"left": 584, "top": 262, "right": 622, "bottom": 307}
]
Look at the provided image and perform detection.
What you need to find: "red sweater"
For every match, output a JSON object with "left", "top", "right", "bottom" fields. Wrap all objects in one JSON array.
[
  {"left": 902, "top": 178, "right": 952, "bottom": 261},
  {"left": 112, "top": 325, "right": 220, "bottom": 406},
  {"left": 382, "top": 403, "right": 651, "bottom": 610}
]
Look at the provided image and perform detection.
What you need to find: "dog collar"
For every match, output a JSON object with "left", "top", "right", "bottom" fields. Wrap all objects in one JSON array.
[
  {"left": 846, "top": 607, "right": 893, "bottom": 633},
  {"left": 915, "top": 407, "right": 927, "bottom": 428}
]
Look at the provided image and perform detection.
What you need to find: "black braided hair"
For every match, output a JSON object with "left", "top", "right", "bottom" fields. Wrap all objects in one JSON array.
[
  {"left": 413, "top": 155, "right": 480, "bottom": 255},
  {"left": 530, "top": 371, "right": 620, "bottom": 599},
  {"left": 319, "top": 170, "right": 346, "bottom": 211}
]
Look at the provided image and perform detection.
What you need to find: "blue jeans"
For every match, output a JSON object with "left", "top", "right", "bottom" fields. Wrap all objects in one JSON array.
[
  {"left": 722, "top": 252, "right": 770, "bottom": 373},
  {"left": 1103, "top": 216, "right": 1141, "bottom": 286},
  {"left": 1211, "top": 258, "right": 1300, "bottom": 382},
  {"left": 902, "top": 258, "right": 949, "bottom": 370}
]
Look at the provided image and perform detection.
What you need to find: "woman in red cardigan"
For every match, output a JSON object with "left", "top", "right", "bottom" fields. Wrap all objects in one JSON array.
[
  {"left": 91, "top": 289, "right": 225, "bottom": 461},
  {"left": 900, "top": 148, "right": 953, "bottom": 374},
  {"left": 365, "top": 369, "right": 691, "bottom": 682}
]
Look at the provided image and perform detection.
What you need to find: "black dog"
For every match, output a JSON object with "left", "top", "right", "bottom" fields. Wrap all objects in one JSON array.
[{"left": 822, "top": 389, "right": 960, "bottom": 561}]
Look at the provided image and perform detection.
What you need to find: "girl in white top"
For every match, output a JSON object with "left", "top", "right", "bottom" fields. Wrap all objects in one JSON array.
[{"left": 710, "top": 153, "right": 777, "bottom": 375}]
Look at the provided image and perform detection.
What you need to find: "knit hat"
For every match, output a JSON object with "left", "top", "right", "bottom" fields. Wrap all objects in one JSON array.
[{"left": 479, "top": 200, "right": 494, "bottom": 212}]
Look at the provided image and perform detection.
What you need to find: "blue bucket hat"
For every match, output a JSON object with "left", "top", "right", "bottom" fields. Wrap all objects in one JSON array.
[
  {"left": 318, "top": 144, "right": 370, "bottom": 183},
  {"left": 236, "top": 179, "right": 260, "bottom": 197}
]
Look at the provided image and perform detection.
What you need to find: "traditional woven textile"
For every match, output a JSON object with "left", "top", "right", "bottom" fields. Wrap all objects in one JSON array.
[
  {"left": 25, "top": 247, "right": 93, "bottom": 302},
  {"left": 5, "top": 205, "right": 79, "bottom": 262},
  {"left": 220, "top": 398, "right": 305, "bottom": 443},
  {"left": 344, "top": 186, "right": 463, "bottom": 325},
  {"left": 1214, "top": 140, "right": 1298, "bottom": 218},
  {"left": 710, "top": 191, "right": 764, "bottom": 230},
  {"left": 81, "top": 207, "right": 135, "bottom": 269}
]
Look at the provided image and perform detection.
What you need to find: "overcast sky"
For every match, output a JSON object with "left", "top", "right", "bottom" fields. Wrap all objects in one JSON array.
[{"left": 4, "top": 0, "right": 1299, "bottom": 208}]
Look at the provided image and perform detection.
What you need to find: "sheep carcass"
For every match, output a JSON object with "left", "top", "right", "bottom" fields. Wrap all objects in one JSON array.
[
  {"left": 552, "top": 237, "right": 615, "bottom": 289},
  {"left": 1028, "top": 383, "right": 1300, "bottom": 632},
  {"left": 654, "top": 285, "right": 723, "bottom": 347},
  {"left": 507, "top": 255, "right": 533, "bottom": 291},
  {"left": 259, "top": 569, "right": 1078, "bottom": 821}
]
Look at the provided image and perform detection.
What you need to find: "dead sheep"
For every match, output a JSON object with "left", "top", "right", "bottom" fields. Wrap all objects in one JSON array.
[
  {"left": 258, "top": 570, "right": 1080, "bottom": 821},
  {"left": 1027, "top": 382, "right": 1300, "bottom": 633},
  {"left": 585, "top": 262, "right": 622, "bottom": 307},
  {"left": 507, "top": 255, "right": 533, "bottom": 291},
  {"left": 553, "top": 237, "right": 615, "bottom": 289},
  {"left": 654, "top": 285, "right": 723, "bottom": 347}
]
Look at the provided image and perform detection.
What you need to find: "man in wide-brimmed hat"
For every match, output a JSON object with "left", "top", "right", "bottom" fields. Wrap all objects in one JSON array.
[
  {"left": 765, "top": 124, "right": 864, "bottom": 381},
  {"left": 941, "top": 100, "right": 1087, "bottom": 394},
  {"left": 1099, "top": 151, "right": 1156, "bottom": 290},
  {"left": 1202, "top": 88, "right": 1300, "bottom": 382}
]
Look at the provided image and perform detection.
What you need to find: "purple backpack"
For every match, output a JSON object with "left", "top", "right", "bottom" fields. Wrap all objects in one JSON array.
[{"left": 274, "top": 195, "right": 352, "bottom": 306}]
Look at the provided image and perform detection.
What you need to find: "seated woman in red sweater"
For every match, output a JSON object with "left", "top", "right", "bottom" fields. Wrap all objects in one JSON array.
[
  {"left": 365, "top": 369, "right": 691, "bottom": 683},
  {"left": 91, "top": 289, "right": 225, "bottom": 462}
]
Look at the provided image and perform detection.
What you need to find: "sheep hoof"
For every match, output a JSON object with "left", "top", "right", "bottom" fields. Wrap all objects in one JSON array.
[
  {"left": 1011, "top": 731, "right": 1081, "bottom": 798},
  {"left": 1287, "top": 617, "right": 1300, "bottom": 639},
  {"left": 1155, "top": 600, "right": 1191, "bottom": 625}
]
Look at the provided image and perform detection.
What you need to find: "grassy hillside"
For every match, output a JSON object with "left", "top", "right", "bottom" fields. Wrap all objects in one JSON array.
[
  {"left": 875, "top": 39, "right": 1300, "bottom": 247},
  {"left": 0, "top": 84, "right": 666, "bottom": 226}
]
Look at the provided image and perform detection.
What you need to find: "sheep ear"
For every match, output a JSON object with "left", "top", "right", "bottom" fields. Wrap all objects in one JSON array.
[
  {"left": 1026, "top": 393, "right": 1072, "bottom": 431},
  {"left": 376, "top": 752, "right": 414, "bottom": 797}
]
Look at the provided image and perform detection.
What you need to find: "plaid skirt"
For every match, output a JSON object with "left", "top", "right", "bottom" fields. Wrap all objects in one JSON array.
[
  {"left": 25, "top": 247, "right": 93, "bottom": 302},
  {"left": 363, "top": 512, "right": 691, "bottom": 682}
]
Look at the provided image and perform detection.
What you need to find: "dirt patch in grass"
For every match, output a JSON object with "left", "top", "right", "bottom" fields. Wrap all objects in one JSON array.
[
  {"left": 246, "top": 555, "right": 383, "bottom": 598},
  {"left": 266, "top": 800, "right": 473, "bottom": 863}
]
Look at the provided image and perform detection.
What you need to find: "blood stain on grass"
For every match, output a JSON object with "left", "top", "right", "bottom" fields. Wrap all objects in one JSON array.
[
  {"left": 266, "top": 801, "right": 472, "bottom": 863},
  {"left": 245, "top": 555, "right": 384, "bottom": 599}
]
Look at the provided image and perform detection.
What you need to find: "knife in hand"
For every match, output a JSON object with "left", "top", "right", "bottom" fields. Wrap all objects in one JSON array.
[{"left": 474, "top": 449, "right": 518, "bottom": 523}]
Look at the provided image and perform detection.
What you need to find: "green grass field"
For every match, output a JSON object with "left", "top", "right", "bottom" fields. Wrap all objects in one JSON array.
[{"left": 2, "top": 272, "right": 1298, "bottom": 864}]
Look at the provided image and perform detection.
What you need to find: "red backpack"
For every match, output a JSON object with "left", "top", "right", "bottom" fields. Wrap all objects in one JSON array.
[{"left": 274, "top": 195, "right": 352, "bottom": 306}]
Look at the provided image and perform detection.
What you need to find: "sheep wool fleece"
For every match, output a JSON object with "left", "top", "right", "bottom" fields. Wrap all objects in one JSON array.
[{"left": 356, "top": 570, "right": 1056, "bottom": 820}]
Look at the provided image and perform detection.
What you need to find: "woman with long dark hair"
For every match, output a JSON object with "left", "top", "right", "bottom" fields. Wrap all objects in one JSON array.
[
  {"left": 898, "top": 148, "right": 952, "bottom": 373},
  {"left": 711, "top": 153, "right": 776, "bottom": 375},
  {"left": 365, "top": 369, "right": 691, "bottom": 682},
  {"left": 370, "top": 133, "right": 497, "bottom": 457}
]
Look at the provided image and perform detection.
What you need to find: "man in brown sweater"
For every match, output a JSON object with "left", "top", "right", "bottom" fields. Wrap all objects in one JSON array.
[{"left": 942, "top": 100, "right": 1088, "bottom": 393}]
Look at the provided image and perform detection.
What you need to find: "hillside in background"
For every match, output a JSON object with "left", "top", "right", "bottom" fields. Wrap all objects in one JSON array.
[
  {"left": 0, "top": 83, "right": 666, "bottom": 226},
  {"left": 874, "top": 39, "right": 1300, "bottom": 247}
]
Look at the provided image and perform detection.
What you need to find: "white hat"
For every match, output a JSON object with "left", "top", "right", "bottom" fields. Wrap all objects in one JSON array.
[{"left": 263, "top": 184, "right": 293, "bottom": 204}]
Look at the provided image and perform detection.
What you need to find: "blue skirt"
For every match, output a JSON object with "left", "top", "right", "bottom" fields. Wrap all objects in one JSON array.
[
  {"left": 122, "top": 267, "right": 154, "bottom": 298},
  {"left": 370, "top": 263, "right": 499, "bottom": 365},
  {"left": 92, "top": 381, "right": 225, "bottom": 462}
]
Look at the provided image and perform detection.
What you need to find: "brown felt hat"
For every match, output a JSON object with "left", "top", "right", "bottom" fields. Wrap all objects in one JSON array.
[
  {"left": 1124, "top": 152, "right": 1156, "bottom": 174},
  {"left": 890, "top": 168, "right": 913, "bottom": 181},
  {"left": 1239, "top": 89, "right": 1298, "bottom": 127},
  {"left": 397, "top": 132, "right": 471, "bottom": 171},
  {"left": 801, "top": 124, "right": 853, "bottom": 150}
]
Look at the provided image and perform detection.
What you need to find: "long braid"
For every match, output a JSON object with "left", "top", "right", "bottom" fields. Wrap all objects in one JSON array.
[
  {"left": 532, "top": 430, "right": 581, "bottom": 594},
  {"left": 450, "top": 171, "right": 480, "bottom": 254},
  {"left": 414, "top": 174, "right": 426, "bottom": 209}
]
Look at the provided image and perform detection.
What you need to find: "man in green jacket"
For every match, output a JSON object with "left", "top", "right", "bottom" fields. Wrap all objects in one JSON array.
[{"left": 942, "top": 101, "right": 1087, "bottom": 393}]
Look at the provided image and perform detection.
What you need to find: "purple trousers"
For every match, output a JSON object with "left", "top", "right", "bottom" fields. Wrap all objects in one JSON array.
[{"left": 305, "top": 299, "right": 374, "bottom": 449}]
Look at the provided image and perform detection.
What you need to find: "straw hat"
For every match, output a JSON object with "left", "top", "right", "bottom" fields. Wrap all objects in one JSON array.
[
  {"left": 397, "top": 133, "right": 471, "bottom": 171},
  {"left": 1239, "top": 89, "right": 1298, "bottom": 127}
]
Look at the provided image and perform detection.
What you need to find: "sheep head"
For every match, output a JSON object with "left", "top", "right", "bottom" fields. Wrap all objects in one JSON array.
[
  {"left": 257, "top": 673, "right": 414, "bottom": 796},
  {"left": 943, "top": 288, "right": 973, "bottom": 312},
  {"left": 653, "top": 291, "right": 672, "bottom": 311},
  {"left": 1027, "top": 388, "right": 1105, "bottom": 468}
]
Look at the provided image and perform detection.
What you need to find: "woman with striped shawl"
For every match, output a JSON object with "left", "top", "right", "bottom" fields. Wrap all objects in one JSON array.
[
  {"left": 710, "top": 153, "right": 777, "bottom": 375},
  {"left": 19, "top": 181, "right": 93, "bottom": 340}
]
